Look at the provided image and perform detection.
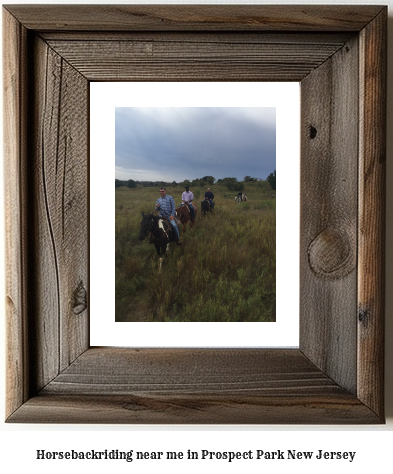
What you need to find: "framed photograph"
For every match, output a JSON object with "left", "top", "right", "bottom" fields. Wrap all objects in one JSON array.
[
  {"left": 112, "top": 102, "right": 279, "bottom": 324},
  {"left": 3, "top": 5, "right": 386, "bottom": 424}
]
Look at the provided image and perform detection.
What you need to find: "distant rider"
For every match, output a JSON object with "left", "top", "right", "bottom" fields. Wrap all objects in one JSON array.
[
  {"left": 181, "top": 186, "right": 195, "bottom": 218},
  {"left": 155, "top": 187, "right": 182, "bottom": 244},
  {"left": 204, "top": 188, "right": 215, "bottom": 209}
]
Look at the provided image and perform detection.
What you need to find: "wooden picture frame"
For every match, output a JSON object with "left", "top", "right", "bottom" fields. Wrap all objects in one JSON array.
[{"left": 3, "top": 5, "right": 386, "bottom": 424}]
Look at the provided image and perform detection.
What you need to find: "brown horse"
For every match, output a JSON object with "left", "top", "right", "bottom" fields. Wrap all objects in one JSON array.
[{"left": 175, "top": 202, "right": 197, "bottom": 236}]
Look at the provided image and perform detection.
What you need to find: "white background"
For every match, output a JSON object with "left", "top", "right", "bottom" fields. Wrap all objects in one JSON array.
[
  {"left": 1, "top": 0, "right": 392, "bottom": 472},
  {"left": 90, "top": 81, "right": 300, "bottom": 347}
]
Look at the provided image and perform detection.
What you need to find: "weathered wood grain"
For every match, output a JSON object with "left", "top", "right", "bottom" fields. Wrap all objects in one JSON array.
[
  {"left": 3, "top": 5, "right": 384, "bottom": 32},
  {"left": 45, "top": 37, "right": 349, "bottom": 82},
  {"left": 9, "top": 392, "right": 379, "bottom": 425},
  {"left": 44, "top": 348, "right": 342, "bottom": 396},
  {"left": 3, "top": 5, "right": 386, "bottom": 424},
  {"left": 300, "top": 36, "right": 359, "bottom": 394},
  {"left": 30, "top": 36, "right": 89, "bottom": 389},
  {"left": 7, "top": 349, "right": 380, "bottom": 424},
  {"left": 358, "top": 9, "right": 387, "bottom": 417},
  {"left": 40, "top": 31, "right": 354, "bottom": 44},
  {"left": 3, "top": 8, "right": 30, "bottom": 419}
]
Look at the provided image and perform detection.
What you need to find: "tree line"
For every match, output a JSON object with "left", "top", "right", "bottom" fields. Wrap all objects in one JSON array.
[{"left": 115, "top": 171, "right": 276, "bottom": 192}]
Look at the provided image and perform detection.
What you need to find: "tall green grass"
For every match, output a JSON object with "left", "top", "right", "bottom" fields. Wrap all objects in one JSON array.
[{"left": 115, "top": 182, "right": 275, "bottom": 322}]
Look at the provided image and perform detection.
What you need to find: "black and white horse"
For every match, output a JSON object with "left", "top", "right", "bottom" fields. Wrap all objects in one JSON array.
[{"left": 139, "top": 212, "right": 174, "bottom": 271}]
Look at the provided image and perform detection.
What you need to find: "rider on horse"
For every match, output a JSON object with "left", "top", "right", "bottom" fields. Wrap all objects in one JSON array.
[
  {"left": 204, "top": 188, "right": 215, "bottom": 209},
  {"left": 155, "top": 187, "right": 182, "bottom": 244},
  {"left": 181, "top": 186, "right": 196, "bottom": 218}
]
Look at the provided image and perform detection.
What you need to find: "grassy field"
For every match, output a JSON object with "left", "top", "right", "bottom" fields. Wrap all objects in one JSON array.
[{"left": 115, "top": 182, "right": 276, "bottom": 322}]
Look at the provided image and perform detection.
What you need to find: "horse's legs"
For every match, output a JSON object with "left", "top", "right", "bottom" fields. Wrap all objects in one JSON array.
[
  {"left": 156, "top": 243, "right": 168, "bottom": 273},
  {"left": 181, "top": 221, "right": 187, "bottom": 236}
]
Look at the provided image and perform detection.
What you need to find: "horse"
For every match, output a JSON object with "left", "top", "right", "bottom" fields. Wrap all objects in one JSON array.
[
  {"left": 175, "top": 202, "right": 197, "bottom": 236},
  {"left": 201, "top": 199, "right": 213, "bottom": 216},
  {"left": 139, "top": 212, "right": 175, "bottom": 272}
]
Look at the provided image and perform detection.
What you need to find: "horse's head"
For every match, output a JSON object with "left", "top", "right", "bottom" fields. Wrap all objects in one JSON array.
[{"left": 139, "top": 212, "right": 153, "bottom": 240}]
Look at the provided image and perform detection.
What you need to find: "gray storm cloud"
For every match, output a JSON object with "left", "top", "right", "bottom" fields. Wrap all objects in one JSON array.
[{"left": 115, "top": 107, "right": 276, "bottom": 182}]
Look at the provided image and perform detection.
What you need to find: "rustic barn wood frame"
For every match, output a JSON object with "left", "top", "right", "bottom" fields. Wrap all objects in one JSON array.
[{"left": 3, "top": 5, "right": 386, "bottom": 424}]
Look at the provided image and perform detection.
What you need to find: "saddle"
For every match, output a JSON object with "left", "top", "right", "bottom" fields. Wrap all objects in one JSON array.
[
  {"left": 184, "top": 202, "right": 195, "bottom": 214},
  {"left": 161, "top": 215, "right": 180, "bottom": 229}
]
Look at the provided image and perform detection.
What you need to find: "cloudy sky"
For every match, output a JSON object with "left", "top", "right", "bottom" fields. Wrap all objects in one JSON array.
[{"left": 115, "top": 107, "right": 276, "bottom": 183}]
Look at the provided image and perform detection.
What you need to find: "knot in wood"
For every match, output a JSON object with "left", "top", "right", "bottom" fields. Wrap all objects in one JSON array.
[
  {"left": 308, "top": 228, "right": 355, "bottom": 279},
  {"left": 358, "top": 307, "right": 369, "bottom": 323},
  {"left": 309, "top": 125, "right": 317, "bottom": 139},
  {"left": 72, "top": 281, "right": 87, "bottom": 315}
]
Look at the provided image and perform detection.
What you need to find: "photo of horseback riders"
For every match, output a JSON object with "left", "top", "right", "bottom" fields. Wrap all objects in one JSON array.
[{"left": 115, "top": 107, "right": 276, "bottom": 323}]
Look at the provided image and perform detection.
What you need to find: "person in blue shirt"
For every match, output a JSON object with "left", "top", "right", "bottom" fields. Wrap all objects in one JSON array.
[{"left": 155, "top": 187, "right": 182, "bottom": 244}]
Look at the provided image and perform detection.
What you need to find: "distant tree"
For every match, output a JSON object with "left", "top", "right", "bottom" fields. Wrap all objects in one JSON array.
[
  {"left": 172, "top": 181, "right": 178, "bottom": 187},
  {"left": 267, "top": 170, "right": 276, "bottom": 190},
  {"left": 126, "top": 179, "right": 137, "bottom": 188},
  {"left": 223, "top": 177, "right": 244, "bottom": 192},
  {"left": 244, "top": 176, "right": 257, "bottom": 182},
  {"left": 115, "top": 179, "right": 122, "bottom": 188},
  {"left": 202, "top": 175, "right": 215, "bottom": 185}
]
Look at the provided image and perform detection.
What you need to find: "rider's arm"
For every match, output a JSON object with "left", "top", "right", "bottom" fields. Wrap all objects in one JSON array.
[{"left": 170, "top": 197, "right": 176, "bottom": 218}]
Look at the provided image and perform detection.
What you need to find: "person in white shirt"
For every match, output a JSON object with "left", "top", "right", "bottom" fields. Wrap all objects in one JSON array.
[{"left": 181, "top": 186, "right": 195, "bottom": 218}]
